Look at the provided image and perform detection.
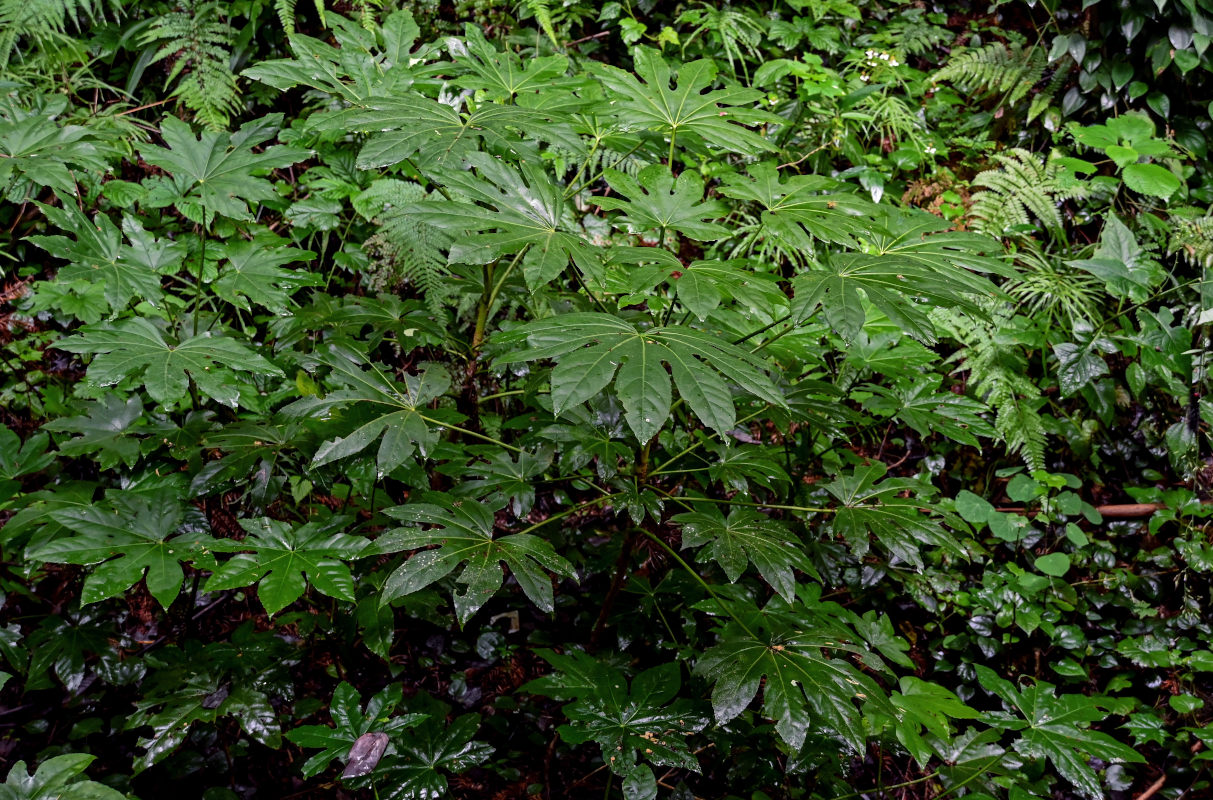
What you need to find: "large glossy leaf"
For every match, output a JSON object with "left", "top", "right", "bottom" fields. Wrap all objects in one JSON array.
[
  {"left": 977, "top": 665, "right": 1143, "bottom": 799},
  {"left": 378, "top": 494, "right": 576, "bottom": 624},
  {"left": 206, "top": 516, "right": 369, "bottom": 615},
  {"left": 55, "top": 318, "right": 283, "bottom": 408},
  {"left": 495, "top": 312, "right": 784, "bottom": 442},
  {"left": 792, "top": 209, "right": 1009, "bottom": 342},
  {"left": 283, "top": 347, "right": 452, "bottom": 475},
  {"left": 673, "top": 507, "right": 817, "bottom": 600},
  {"left": 695, "top": 594, "right": 894, "bottom": 750},
  {"left": 28, "top": 205, "right": 184, "bottom": 314},
  {"left": 407, "top": 151, "right": 595, "bottom": 289},
  {"left": 823, "top": 463, "right": 965, "bottom": 568},
  {"left": 29, "top": 488, "right": 213, "bottom": 610},
  {"left": 139, "top": 115, "right": 308, "bottom": 223},
  {"left": 589, "top": 47, "right": 777, "bottom": 155},
  {"left": 595, "top": 165, "right": 730, "bottom": 241}
]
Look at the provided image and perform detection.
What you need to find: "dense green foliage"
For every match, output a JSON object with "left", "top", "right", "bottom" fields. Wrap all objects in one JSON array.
[{"left": 1, "top": 1, "right": 1212, "bottom": 798}]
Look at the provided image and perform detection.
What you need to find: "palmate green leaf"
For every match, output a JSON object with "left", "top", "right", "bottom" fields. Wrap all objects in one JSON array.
[
  {"left": 283, "top": 347, "right": 452, "bottom": 475},
  {"left": 443, "top": 448, "right": 553, "bottom": 517},
  {"left": 596, "top": 165, "right": 730, "bottom": 241},
  {"left": 363, "top": 712, "right": 492, "bottom": 800},
  {"left": 54, "top": 318, "right": 284, "bottom": 408},
  {"left": 885, "top": 677, "right": 979, "bottom": 766},
  {"left": 140, "top": 114, "right": 309, "bottom": 223},
  {"left": 588, "top": 47, "right": 778, "bottom": 155},
  {"left": 823, "top": 463, "right": 965, "bottom": 569},
  {"left": 242, "top": 10, "right": 422, "bottom": 103},
  {"left": 212, "top": 236, "right": 320, "bottom": 314},
  {"left": 718, "top": 161, "right": 878, "bottom": 248},
  {"left": 609, "top": 248, "right": 785, "bottom": 321},
  {"left": 42, "top": 394, "right": 144, "bottom": 470},
  {"left": 206, "top": 516, "right": 368, "bottom": 615},
  {"left": 452, "top": 25, "right": 570, "bottom": 100},
  {"left": 976, "top": 665, "right": 1143, "bottom": 799},
  {"left": 864, "top": 377, "right": 995, "bottom": 448},
  {"left": 0, "top": 109, "right": 109, "bottom": 201},
  {"left": 408, "top": 151, "right": 595, "bottom": 289},
  {"left": 378, "top": 494, "right": 576, "bottom": 624},
  {"left": 286, "top": 682, "right": 427, "bottom": 778},
  {"left": 495, "top": 312, "right": 784, "bottom": 442},
  {"left": 29, "top": 488, "right": 214, "bottom": 610},
  {"left": 673, "top": 507, "right": 817, "bottom": 600},
  {"left": 28, "top": 204, "right": 185, "bottom": 315},
  {"left": 792, "top": 209, "right": 1009, "bottom": 343},
  {"left": 695, "top": 593, "right": 894, "bottom": 751},
  {"left": 524, "top": 652, "right": 708, "bottom": 800}
]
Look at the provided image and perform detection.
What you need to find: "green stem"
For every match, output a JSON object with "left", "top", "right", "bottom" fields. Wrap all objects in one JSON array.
[
  {"left": 486, "top": 246, "right": 530, "bottom": 314},
  {"left": 651, "top": 487, "right": 833, "bottom": 515},
  {"left": 647, "top": 406, "right": 766, "bottom": 478},
  {"left": 515, "top": 494, "right": 616, "bottom": 537},
  {"left": 420, "top": 415, "right": 524, "bottom": 453},
  {"left": 640, "top": 528, "right": 757, "bottom": 638},
  {"left": 192, "top": 224, "right": 207, "bottom": 336}
]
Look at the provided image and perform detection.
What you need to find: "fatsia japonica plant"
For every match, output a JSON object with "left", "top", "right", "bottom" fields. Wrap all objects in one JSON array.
[{"left": 0, "top": 6, "right": 1166, "bottom": 800}]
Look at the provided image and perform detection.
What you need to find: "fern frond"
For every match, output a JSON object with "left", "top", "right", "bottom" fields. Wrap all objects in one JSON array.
[
  {"left": 355, "top": 179, "right": 453, "bottom": 314},
  {"left": 932, "top": 303, "right": 1047, "bottom": 471},
  {"left": 1170, "top": 215, "right": 1213, "bottom": 269},
  {"left": 0, "top": 0, "right": 118, "bottom": 69},
  {"left": 933, "top": 41, "right": 1046, "bottom": 107},
  {"left": 969, "top": 148, "right": 1086, "bottom": 240},
  {"left": 520, "top": 0, "right": 559, "bottom": 47},
  {"left": 141, "top": 0, "right": 240, "bottom": 129}
]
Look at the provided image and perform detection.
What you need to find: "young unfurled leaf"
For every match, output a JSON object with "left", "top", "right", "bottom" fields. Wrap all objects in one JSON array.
[
  {"left": 525, "top": 652, "right": 708, "bottom": 800},
  {"left": 287, "top": 682, "right": 427, "bottom": 779},
  {"left": 495, "top": 312, "right": 784, "bottom": 442},
  {"left": 29, "top": 488, "right": 214, "bottom": 609},
  {"left": 673, "top": 507, "right": 817, "bottom": 600},
  {"left": 976, "top": 665, "right": 1143, "bottom": 799},
  {"left": 595, "top": 165, "right": 730, "bottom": 241},
  {"left": 378, "top": 494, "right": 576, "bottom": 624},
  {"left": 55, "top": 318, "right": 283, "bottom": 408},
  {"left": 589, "top": 47, "right": 777, "bottom": 155},
  {"left": 823, "top": 463, "right": 965, "bottom": 568},
  {"left": 206, "top": 516, "right": 368, "bottom": 615}
]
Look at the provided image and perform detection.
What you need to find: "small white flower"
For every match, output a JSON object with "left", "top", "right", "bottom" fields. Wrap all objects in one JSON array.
[
  {"left": 890, "top": 59, "right": 900, "bottom": 67},
  {"left": 924, "top": 145, "right": 937, "bottom": 154},
  {"left": 880, "top": 52, "right": 889, "bottom": 60},
  {"left": 860, "top": 73, "right": 870, "bottom": 82}
]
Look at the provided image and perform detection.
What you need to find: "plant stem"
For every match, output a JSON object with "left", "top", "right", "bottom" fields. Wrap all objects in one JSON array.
[{"left": 640, "top": 528, "right": 758, "bottom": 638}]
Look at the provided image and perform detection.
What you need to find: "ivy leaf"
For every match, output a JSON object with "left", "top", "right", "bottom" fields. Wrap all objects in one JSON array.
[
  {"left": 823, "top": 463, "right": 965, "bottom": 568},
  {"left": 54, "top": 319, "right": 283, "bottom": 408},
  {"left": 976, "top": 665, "right": 1143, "bottom": 799},
  {"left": 495, "top": 312, "right": 784, "bottom": 442},
  {"left": 718, "top": 161, "right": 878, "bottom": 247},
  {"left": 793, "top": 209, "right": 1008, "bottom": 343},
  {"left": 284, "top": 347, "right": 451, "bottom": 475},
  {"left": 28, "top": 205, "right": 185, "bottom": 315},
  {"left": 525, "top": 652, "right": 707, "bottom": 800},
  {"left": 673, "top": 507, "right": 817, "bottom": 600},
  {"left": 595, "top": 165, "right": 730, "bottom": 241},
  {"left": 379, "top": 494, "right": 576, "bottom": 624},
  {"left": 206, "top": 516, "right": 368, "bottom": 615},
  {"left": 589, "top": 47, "right": 777, "bottom": 155},
  {"left": 140, "top": 115, "right": 309, "bottom": 223},
  {"left": 695, "top": 595, "right": 894, "bottom": 750},
  {"left": 29, "top": 489, "right": 214, "bottom": 610},
  {"left": 408, "top": 152, "right": 595, "bottom": 289},
  {"left": 213, "top": 236, "right": 320, "bottom": 314},
  {"left": 286, "top": 682, "right": 427, "bottom": 779}
]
